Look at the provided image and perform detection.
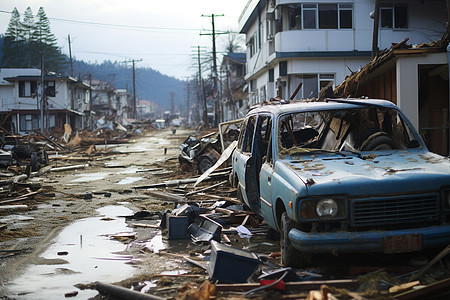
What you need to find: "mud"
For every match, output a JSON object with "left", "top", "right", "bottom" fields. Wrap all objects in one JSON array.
[{"left": 0, "top": 128, "right": 193, "bottom": 299}]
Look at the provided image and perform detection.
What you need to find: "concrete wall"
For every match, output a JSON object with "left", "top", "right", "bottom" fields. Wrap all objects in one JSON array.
[{"left": 396, "top": 52, "right": 448, "bottom": 129}]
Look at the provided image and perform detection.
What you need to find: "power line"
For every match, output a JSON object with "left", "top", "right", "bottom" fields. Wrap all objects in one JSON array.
[
  {"left": 0, "top": 9, "right": 234, "bottom": 33},
  {"left": 74, "top": 50, "right": 191, "bottom": 56}
]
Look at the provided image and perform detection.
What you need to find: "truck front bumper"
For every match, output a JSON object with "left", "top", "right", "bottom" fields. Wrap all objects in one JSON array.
[{"left": 289, "top": 225, "right": 450, "bottom": 253}]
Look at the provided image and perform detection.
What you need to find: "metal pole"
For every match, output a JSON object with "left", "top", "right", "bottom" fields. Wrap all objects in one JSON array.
[
  {"left": 40, "top": 53, "right": 45, "bottom": 133},
  {"left": 186, "top": 79, "right": 190, "bottom": 124},
  {"left": 68, "top": 34, "right": 73, "bottom": 77},
  {"left": 211, "top": 14, "right": 219, "bottom": 126},
  {"left": 371, "top": 0, "right": 380, "bottom": 59},
  {"left": 132, "top": 59, "right": 136, "bottom": 119}
]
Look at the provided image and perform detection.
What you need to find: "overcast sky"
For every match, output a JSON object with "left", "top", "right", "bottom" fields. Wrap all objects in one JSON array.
[{"left": 0, "top": 0, "right": 247, "bottom": 79}]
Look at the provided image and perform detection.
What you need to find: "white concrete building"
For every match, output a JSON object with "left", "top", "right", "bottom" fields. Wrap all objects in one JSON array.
[
  {"left": 239, "top": 0, "right": 447, "bottom": 105},
  {"left": 0, "top": 68, "right": 90, "bottom": 134}
]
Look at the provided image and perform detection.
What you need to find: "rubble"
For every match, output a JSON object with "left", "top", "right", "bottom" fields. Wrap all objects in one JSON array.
[{"left": 1, "top": 126, "right": 450, "bottom": 299}]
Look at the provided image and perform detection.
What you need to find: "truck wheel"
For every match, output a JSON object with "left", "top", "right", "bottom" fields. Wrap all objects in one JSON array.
[
  {"left": 197, "top": 155, "right": 216, "bottom": 174},
  {"left": 281, "top": 212, "right": 305, "bottom": 267}
]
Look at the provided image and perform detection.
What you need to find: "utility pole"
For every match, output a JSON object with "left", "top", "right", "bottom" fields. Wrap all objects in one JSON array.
[
  {"left": 40, "top": 53, "right": 45, "bottom": 133},
  {"left": 186, "top": 78, "right": 190, "bottom": 124},
  {"left": 201, "top": 14, "right": 226, "bottom": 127},
  {"left": 123, "top": 59, "right": 142, "bottom": 119},
  {"left": 68, "top": 34, "right": 74, "bottom": 77},
  {"left": 170, "top": 92, "right": 175, "bottom": 116},
  {"left": 371, "top": 0, "right": 380, "bottom": 59},
  {"left": 196, "top": 46, "right": 208, "bottom": 127}
]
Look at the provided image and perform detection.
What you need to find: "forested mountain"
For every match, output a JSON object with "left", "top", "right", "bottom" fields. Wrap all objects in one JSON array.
[{"left": 71, "top": 60, "right": 186, "bottom": 109}]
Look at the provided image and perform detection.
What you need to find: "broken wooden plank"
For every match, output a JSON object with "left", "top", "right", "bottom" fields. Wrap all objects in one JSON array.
[
  {"left": 152, "top": 274, "right": 205, "bottom": 278},
  {"left": 50, "top": 164, "right": 89, "bottom": 172},
  {"left": 134, "top": 170, "right": 230, "bottom": 189},
  {"left": 0, "top": 205, "right": 28, "bottom": 211},
  {"left": 215, "top": 279, "right": 359, "bottom": 292},
  {"left": 411, "top": 244, "right": 450, "bottom": 280},
  {"left": 389, "top": 281, "right": 420, "bottom": 294},
  {"left": 131, "top": 223, "right": 160, "bottom": 229},
  {"left": 95, "top": 282, "right": 165, "bottom": 300},
  {"left": 143, "top": 190, "right": 186, "bottom": 202},
  {"left": 191, "top": 193, "right": 241, "bottom": 204},
  {"left": 0, "top": 190, "right": 40, "bottom": 205},
  {"left": 186, "top": 180, "right": 228, "bottom": 196},
  {"left": 394, "top": 278, "right": 450, "bottom": 299}
]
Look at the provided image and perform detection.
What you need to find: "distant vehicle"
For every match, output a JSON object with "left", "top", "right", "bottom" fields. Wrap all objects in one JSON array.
[
  {"left": 171, "top": 118, "right": 182, "bottom": 127},
  {"left": 153, "top": 119, "right": 166, "bottom": 129},
  {"left": 231, "top": 98, "right": 450, "bottom": 266},
  {"left": 179, "top": 119, "right": 242, "bottom": 174}
]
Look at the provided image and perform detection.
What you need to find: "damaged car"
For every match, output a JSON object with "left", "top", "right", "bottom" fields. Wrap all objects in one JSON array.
[
  {"left": 231, "top": 98, "right": 450, "bottom": 266},
  {"left": 179, "top": 119, "right": 242, "bottom": 174}
]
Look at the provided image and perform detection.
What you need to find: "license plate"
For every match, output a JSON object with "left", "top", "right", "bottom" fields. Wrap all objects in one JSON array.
[{"left": 382, "top": 234, "right": 423, "bottom": 254}]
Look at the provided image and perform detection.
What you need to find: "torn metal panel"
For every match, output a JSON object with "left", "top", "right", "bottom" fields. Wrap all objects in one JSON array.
[{"left": 188, "top": 215, "right": 222, "bottom": 242}]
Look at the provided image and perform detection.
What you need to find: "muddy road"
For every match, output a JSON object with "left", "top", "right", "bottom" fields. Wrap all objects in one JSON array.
[{"left": 0, "top": 128, "right": 233, "bottom": 299}]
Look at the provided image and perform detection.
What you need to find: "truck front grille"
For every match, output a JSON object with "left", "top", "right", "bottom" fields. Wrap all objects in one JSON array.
[{"left": 351, "top": 193, "right": 439, "bottom": 227}]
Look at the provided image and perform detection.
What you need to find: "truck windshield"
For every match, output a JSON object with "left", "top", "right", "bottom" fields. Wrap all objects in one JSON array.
[{"left": 278, "top": 106, "right": 421, "bottom": 159}]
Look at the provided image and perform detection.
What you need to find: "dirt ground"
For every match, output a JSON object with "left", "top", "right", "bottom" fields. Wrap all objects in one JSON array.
[{"left": 1, "top": 127, "right": 246, "bottom": 299}]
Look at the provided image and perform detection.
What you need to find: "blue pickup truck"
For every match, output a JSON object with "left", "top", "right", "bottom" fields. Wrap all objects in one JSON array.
[{"left": 231, "top": 98, "right": 450, "bottom": 266}]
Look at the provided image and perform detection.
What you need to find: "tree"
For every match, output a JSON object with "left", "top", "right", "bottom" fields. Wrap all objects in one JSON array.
[
  {"left": 5, "top": 7, "right": 21, "bottom": 40},
  {"left": 34, "top": 7, "right": 66, "bottom": 71},
  {"left": 223, "top": 31, "right": 245, "bottom": 53},
  {"left": 1, "top": 7, "right": 66, "bottom": 72},
  {"left": 2, "top": 8, "right": 24, "bottom": 67},
  {"left": 22, "top": 7, "right": 36, "bottom": 42}
]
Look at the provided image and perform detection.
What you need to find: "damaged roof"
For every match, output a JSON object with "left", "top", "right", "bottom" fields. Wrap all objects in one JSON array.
[{"left": 334, "top": 37, "right": 449, "bottom": 97}]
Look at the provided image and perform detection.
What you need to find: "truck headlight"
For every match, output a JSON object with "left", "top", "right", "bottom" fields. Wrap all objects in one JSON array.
[{"left": 316, "top": 199, "right": 338, "bottom": 218}]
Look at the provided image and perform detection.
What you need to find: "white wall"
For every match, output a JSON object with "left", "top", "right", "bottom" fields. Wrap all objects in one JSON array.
[{"left": 396, "top": 52, "right": 447, "bottom": 129}]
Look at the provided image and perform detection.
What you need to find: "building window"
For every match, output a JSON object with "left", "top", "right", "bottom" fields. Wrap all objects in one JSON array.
[
  {"left": 319, "top": 4, "right": 338, "bottom": 29},
  {"left": 279, "top": 61, "right": 287, "bottom": 76},
  {"left": 19, "top": 114, "right": 40, "bottom": 131},
  {"left": 248, "top": 33, "right": 257, "bottom": 57},
  {"left": 289, "top": 3, "right": 353, "bottom": 30},
  {"left": 288, "top": 4, "right": 301, "bottom": 30},
  {"left": 266, "top": 18, "right": 275, "bottom": 39},
  {"left": 380, "top": 4, "right": 408, "bottom": 29},
  {"left": 339, "top": 4, "right": 353, "bottom": 29},
  {"left": 290, "top": 74, "right": 335, "bottom": 99},
  {"left": 303, "top": 4, "right": 317, "bottom": 29},
  {"left": 259, "top": 86, "right": 266, "bottom": 101},
  {"left": 18, "top": 81, "right": 37, "bottom": 97},
  {"left": 269, "top": 68, "right": 274, "bottom": 82},
  {"left": 45, "top": 81, "right": 56, "bottom": 97}
]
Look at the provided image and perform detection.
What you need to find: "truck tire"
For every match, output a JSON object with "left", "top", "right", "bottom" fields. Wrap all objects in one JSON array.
[{"left": 197, "top": 155, "right": 216, "bottom": 174}]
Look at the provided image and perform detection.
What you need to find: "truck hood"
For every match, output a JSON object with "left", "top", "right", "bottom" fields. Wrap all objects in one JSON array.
[{"left": 285, "top": 150, "right": 450, "bottom": 196}]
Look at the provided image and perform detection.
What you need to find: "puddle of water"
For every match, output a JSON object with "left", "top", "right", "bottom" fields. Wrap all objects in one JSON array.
[
  {"left": 117, "top": 166, "right": 141, "bottom": 174},
  {"left": 142, "top": 231, "right": 166, "bottom": 253},
  {"left": 116, "top": 177, "right": 143, "bottom": 185},
  {"left": 7, "top": 205, "right": 136, "bottom": 300},
  {"left": 71, "top": 172, "right": 110, "bottom": 183}
]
